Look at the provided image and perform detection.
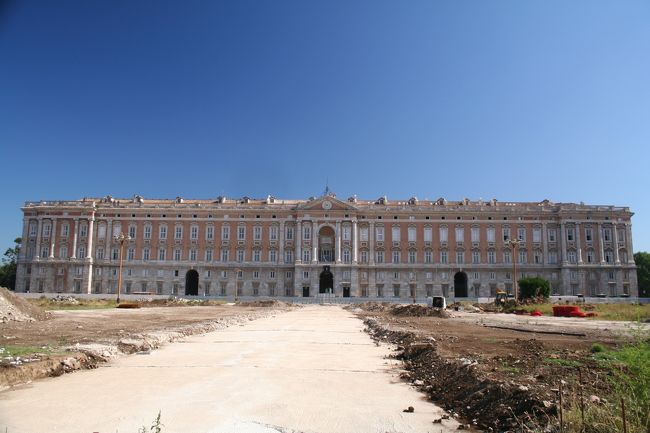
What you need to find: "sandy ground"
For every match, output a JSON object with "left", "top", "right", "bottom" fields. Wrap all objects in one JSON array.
[{"left": 0, "top": 306, "right": 460, "bottom": 433}]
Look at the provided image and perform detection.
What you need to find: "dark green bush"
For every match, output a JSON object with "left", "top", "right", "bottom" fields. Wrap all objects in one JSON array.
[{"left": 518, "top": 276, "right": 551, "bottom": 299}]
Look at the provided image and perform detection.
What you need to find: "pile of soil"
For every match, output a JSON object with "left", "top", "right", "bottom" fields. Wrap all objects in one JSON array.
[
  {"left": 0, "top": 288, "right": 49, "bottom": 322},
  {"left": 236, "top": 300, "right": 292, "bottom": 308},
  {"left": 354, "top": 301, "right": 393, "bottom": 312},
  {"left": 390, "top": 304, "right": 452, "bottom": 318}
]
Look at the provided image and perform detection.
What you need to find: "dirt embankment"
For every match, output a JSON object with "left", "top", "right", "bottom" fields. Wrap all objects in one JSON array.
[
  {"left": 0, "top": 287, "right": 50, "bottom": 322},
  {"left": 357, "top": 303, "right": 621, "bottom": 432}
]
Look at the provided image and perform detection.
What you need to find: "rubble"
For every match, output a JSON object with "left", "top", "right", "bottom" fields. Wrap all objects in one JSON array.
[{"left": 0, "top": 287, "right": 50, "bottom": 322}]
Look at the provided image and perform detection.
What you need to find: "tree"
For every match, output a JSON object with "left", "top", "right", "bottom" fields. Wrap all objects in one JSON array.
[
  {"left": 0, "top": 237, "right": 21, "bottom": 290},
  {"left": 634, "top": 252, "right": 650, "bottom": 297},
  {"left": 518, "top": 276, "right": 551, "bottom": 299}
]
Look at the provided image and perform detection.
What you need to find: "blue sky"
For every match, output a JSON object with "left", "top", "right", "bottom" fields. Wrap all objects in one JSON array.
[{"left": 1, "top": 1, "right": 649, "bottom": 253}]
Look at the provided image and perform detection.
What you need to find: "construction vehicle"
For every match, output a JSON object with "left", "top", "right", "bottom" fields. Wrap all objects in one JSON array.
[{"left": 495, "top": 290, "right": 508, "bottom": 306}]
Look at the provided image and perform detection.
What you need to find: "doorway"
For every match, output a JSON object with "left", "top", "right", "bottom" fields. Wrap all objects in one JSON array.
[
  {"left": 454, "top": 272, "right": 468, "bottom": 297},
  {"left": 185, "top": 270, "right": 199, "bottom": 296}
]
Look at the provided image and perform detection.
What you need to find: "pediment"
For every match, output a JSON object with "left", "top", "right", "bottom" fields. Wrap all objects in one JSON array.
[{"left": 296, "top": 195, "right": 358, "bottom": 211}]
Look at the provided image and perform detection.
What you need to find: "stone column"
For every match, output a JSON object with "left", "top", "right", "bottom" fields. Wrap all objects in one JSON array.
[
  {"left": 335, "top": 220, "right": 342, "bottom": 263},
  {"left": 71, "top": 218, "right": 79, "bottom": 259},
  {"left": 312, "top": 221, "right": 318, "bottom": 263},
  {"left": 352, "top": 219, "right": 358, "bottom": 264},
  {"left": 49, "top": 218, "right": 57, "bottom": 259},
  {"left": 296, "top": 220, "right": 302, "bottom": 263},
  {"left": 560, "top": 222, "right": 567, "bottom": 265},
  {"left": 541, "top": 222, "right": 548, "bottom": 265},
  {"left": 19, "top": 218, "right": 29, "bottom": 260},
  {"left": 86, "top": 216, "right": 95, "bottom": 259},
  {"left": 613, "top": 224, "right": 621, "bottom": 264},
  {"left": 625, "top": 222, "right": 635, "bottom": 264},
  {"left": 576, "top": 222, "right": 583, "bottom": 264},
  {"left": 369, "top": 221, "right": 375, "bottom": 265},
  {"left": 598, "top": 222, "right": 605, "bottom": 264},
  {"left": 279, "top": 221, "right": 285, "bottom": 264},
  {"left": 34, "top": 217, "right": 43, "bottom": 259}
]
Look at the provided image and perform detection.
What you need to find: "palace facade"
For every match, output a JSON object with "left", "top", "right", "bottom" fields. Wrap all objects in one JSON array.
[{"left": 15, "top": 194, "right": 638, "bottom": 299}]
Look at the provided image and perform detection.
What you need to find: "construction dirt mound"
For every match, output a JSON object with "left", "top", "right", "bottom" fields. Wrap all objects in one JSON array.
[
  {"left": 389, "top": 304, "right": 452, "bottom": 318},
  {"left": 354, "top": 301, "right": 393, "bottom": 312},
  {"left": 0, "top": 288, "right": 50, "bottom": 323},
  {"left": 236, "top": 299, "right": 293, "bottom": 308}
]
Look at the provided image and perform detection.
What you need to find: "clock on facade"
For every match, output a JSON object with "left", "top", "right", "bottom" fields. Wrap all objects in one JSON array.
[{"left": 322, "top": 200, "right": 332, "bottom": 210}]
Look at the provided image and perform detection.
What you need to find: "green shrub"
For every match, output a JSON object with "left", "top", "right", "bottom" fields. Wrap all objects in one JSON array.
[
  {"left": 518, "top": 276, "right": 551, "bottom": 299},
  {"left": 590, "top": 342, "right": 606, "bottom": 353}
]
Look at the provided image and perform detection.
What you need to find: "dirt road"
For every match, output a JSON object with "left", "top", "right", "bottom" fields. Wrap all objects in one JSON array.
[{"left": 0, "top": 306, "right": 458, "bottom": 433}]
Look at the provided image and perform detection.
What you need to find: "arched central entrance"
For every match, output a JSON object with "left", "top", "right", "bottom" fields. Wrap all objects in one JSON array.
[
  {"left": 185, "top": 270, "right": 199, "bottom": 296},
  {"left": 454, "top": 272, "right": 468, "bottom": 297},
  {"left": 319, "top": 265, "right": 334, "bottom": 294},
  {"left": 318, "top": 226, "right": 335, "bottom": 263}
]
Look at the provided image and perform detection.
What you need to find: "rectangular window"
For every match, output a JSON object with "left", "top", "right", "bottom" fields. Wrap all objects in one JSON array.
[
  {"left": 126, "top": 248, "right": 134, "bottom": 261},
  {"left": 80, "top": 224, "right": 87, "bottom": 237},
  {"left": 376, "top": 271, "right": 384, "bottom": 281},
  {"left": 303, "top": 271, "right": 309, "bottom": 279},
  {"left": 439, "top": 226, "right": 448, "bottom": 243},
  {"left": 471, "top": 227, "right": 480, "bottom": 243},
  {"left": 424, "top": 227, "right": 432, "bottom": 242},
  {"left": 456, "top": 251, "right": 464, "bottom": 264},
  {"left": 284, "top": 250, "right": 293, "bottom": 263},
  {"left": 408, "top": 250, "right": 416, "bottom": 263},
  {"left": 61, "top": 224, "right": 69, "bottom": 237},
  {"left": 285, "top": 226, "right": 293, "bottom": 240},
  {"left": 189, "top": 249, "right": 197, "bottom": 261},
  {"left": 617, "top": 228, "right": 625, "bottom": 242},
  {"left": 343, "top": 249, "right": 351, "bottom": 263},
  {"left": 518, "top": 227, "right": 526, "bottom": 242},
  {"left": 519, "top": 249, "right": 527, "bottom": 264},
  {"left": 533, "top": 227, "right": 541, "bottom": 243},
  {"left": 392, "top": 227, "right": 401, "bottom": 242},
  {"left": 360, "top": 250, "right": 368, "bottom": 263},
  {"left": 143, "top": 248, "right": 150, "bottom": 261},
  {"left": 221, "top": 249, "right": 229, "bottom": 262},
  {"left": 269, "top": 250, "right": 277, "bottom": 262},
  {"left": 360, "top": 227, "right": 368, "bottom": 241},
  {"left": 175, "top": 226, "right": 183, "bottom": 240},
  {"left": 111, "top": 248, "right": 119, "bottom": 260},
  {"left": 190, "top": 226, "right": 198, "bottom": 240},
  {"left": 129, "top": 225, "right": 136, "bottom": 238},
  {"left": 487, "top": 227, "right": 495, "bottom": 243},
  {"left": 548, "top": 251, "right": 557, "bottom": 264},
  {"left": 488, "top": 250, "right": 496, "bottom": 264},
  {"left": 343, "top": 226, "right": 351, "bottom": 241},
  {"left": 376, "top": 227, "right": 384, "bottom": 242},
  {"left": 42, "top": 223, "right": 51, "bottom": 237},
  {"left": 425, "top": 250, "right": 432, "bottom": 263},
  {"left": 440, "top": 251, "right": 448, "bottom": 264},
  {"left": 376, "top": 251, "right": 384, "bottom": 264},
  {"left": 253, "top": 250, "right": 261, "bottom": 262},
  {"left": 269, "top": 226, "right": 278, "bottom": 241},
  {"left": 408, "top": 227, "right": 416, "bottom": 242},
  {"left": 603, "top": 228, "right": 612, "bottom": 242},
  {"left": 254, "top": 226, "right": 262, "bottom": 241},
  {"left": 567, "top": 228, "right": 575, "bottom": 242},
  {"left": 144, "top": 225, "right": 152, "bottom": 239},
  {"left": 206, "top": 226, "right": 214, "bottom": 240},
  {"left": 392, "top": 250, "right": 400, "bottom": 264},
  {"left": 205, "top": 249, "right": 213, "bottom": 261},
  {"left": 490, "top": 272, "right": 496, "bottom": 280},
  {"left": 96, "top": 247, "right": 104, "bottom": 260},
  {"left": 472, "top": 250, "right": 480, "bottom": 264},
  {"left": 534, "top": 251, "right": 542, "bottom": 264},
  {"left": 29, "top": 222, "right": 37, "bottom": 237},
  {"left": 503, "top": 227, "right": 510, "bottom": 242},
  {"left": 222, "top": 225, "right": 230, "bottom": 240},
  {"left": 587, "top": 250, "right": 594, "bottom": 263},
  {"left": 302, "top": 249, "right": 310, "bottom": 262},
  {"left": 238, "top": 226, "right": 246, "bottom": 241},
  {"left": 174, "top": 249, "right": 181, "bottom": 261},
  {"left": 237, "top": 250, "right": 245, "bottom": 262},
  {"left": 548, "top": 228, "right": 556, "bottom": 242},
  {"left": 270, "top": 270, "right": 276, "bottom": 279},
  {"left": 585, "top": 228, "right": 593, "bottom": 242},
  {"left": 303, "top": 225, "right": 311, "bottom": 240},
  {"left": 159, "top": 225, "right": 167, "bottom": 239},
  {"left": 504, "top": 250, "right": 512, "bottom": 264}
]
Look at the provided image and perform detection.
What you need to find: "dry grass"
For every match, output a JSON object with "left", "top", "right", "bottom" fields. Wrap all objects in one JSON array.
[{"left": 520, "top": 302, "right": 650, "bottom": 321}]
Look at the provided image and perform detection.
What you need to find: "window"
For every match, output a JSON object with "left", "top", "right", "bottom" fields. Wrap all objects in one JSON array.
[
  {"left": 487, "top": 227, "right": 495, "bottom": 243},
  {"left": 112, "top": 248, "right": 119, "bottom": 260},
  {"left": 61, "top": 223, "right": 69, "bottom": 237},
  {"left": 237, "top": 249, "right": 245, "bottom": 262},
  {"left": 284, "top": 250, "right": 293, "bottom": 263},
  {"left": 568, "top": 250, "right": 577, "bottom": 264},
  {"left": 456, "top": 251, "right": 464, "bottom": 264},
  {"left": 392, "top": 250, "right": 400, "bottom": 264},
  {"left": 519, "top": 249, "right": 527, "bottom": 264},
  {"left": 518, "top": 227, "right": 526, "bottom": 242},
  {"left": 424, "top": 227, "right": 432, "bottom": 242},
  {"left": 567, "top": 228, "right": 575, "bottom": 242},
  {"left": 286, "top": 271, "right": 293, "bottom": 279},
  {"left": 174, "top": 248, "right": 181, "bottom": 261},
  {"left": 253, "top": 250, "right": 261, "bottom": 262},
  {"left": 533, "top": 250, "right": 542, "bottom": 264},
  {"left": 504, "top": 250, "right": 512, "bottom": 264},
  {"left": 269, "top": 250, "right": 277, "bottom": 262},
  {"left": 129, "top": 225, "right": 136, "bottom": 238},
  {"left": 490, "top": 272, "right": 496, "bottom": 280},
  {"left": 343, "top": 249, "right": 351, "bottom": 263},
  {"left": 548, "top": 251, "right": 557, "bottom": 264},
  {"left": 439, "top": 226, "right": 448, "bottom": 243},
  {"left": 222, "top": 225, "right": 230, "bottom": 240},
  {"left": 144, "top": 225, "right": 152, "bottom": 239},
  {"left": 80, "top": 224, "right": 88, "bottom": 237},
  {"left": 206, "top": 226, "right": 214, "bottom": 240},
  {"left": 205, "top": 249, "right": 213, "bottom": 261},
  {"left": 221, "top": 249, "right": 229, "bottom": 262},
  {"left": 375, "top": 227, "right": 384, "bottom": 242},
  {"left": 159, "top": 225, "right": 167, "bottom": 239},
  {"left": 392, "top": 227, "right": 400, "bottom": 242},
  {"left": 502, "top": 227, "right": 510, "bottom": 242},
  {"left": 238, "top": 226, "right": 246, "bottom": 241},
  {"left": 605, "top": 251, "right": 614, "bottom": 263},
  {"left": 585, "top": 228, "right": 592, "bottom": 242},
  {"left": 96, "top": 247, "right": 104, "bottom": 260},
  {"left": 408, "top": 226, "right": 416, "bottom": 242},
  {"left": 376, "top": 271, "right": 385, "bottom": 281},
  {"left": 533, "top": 227, "right": 541, "bottom": 243},
  {"left": 343, "top": 226, "right": 351, "bottom": 241},
  {"left": 408, "top": 250, "right": 416, "bottom": 263},
  {"left": 603, "top": 228, "right": 612, "bottom": 242},
  {"left": 43, "top": 223, "right": 52, "bottom": 237},
  {"left": 471, "top": 227, "right": 480, "bottom": 243},
  {"left": 285, "top": 226, "right": 293, "bottom": 240},
  {"left": 302, "top": 249, "right": 311, "bottom": 263},
  {"left": 488, "top": 250, "right": 496, "bottom": 264},
  {"left": 253, "top": 271, "right": 259, "bottom": 279},
  {"left": 29, "top": 222, "right": 37, "bottom": 237},
  {"left": 548, "top": 228, "right": 556, "bottom": 242},
  {"left": 360, "top": 250, "right": 368, "bottom": 263},
  {"left": 440, "top": 251, "right": 448, "bottom": 264},
  {"left": 303, "top": 271, "right": 309, "bottom": 279},
  {"left": 143, "top": 248, "right": 150, "bottom": 261},
  {"left": 269, "top": 226, "right": 278, "bottom": 241},
  {"left": 425, "top": 250, "right": 432, "bottom": 263},
  {"left": 59, "top": 245, "right": 68, "bottom": 259},
  {"left": 472, "top": 250, "right": 480, "bottom": 264},
  {"left": 113, "top": 223, "right": 122, "bottom": 237},
  {"left": 360, "top": 227, "right": 368, "bottom": 241},
  {"left": 189, "top": 249, "right": 197, "bottom": 261},
  {"left": 617, "top": 228, "right": 625, "bottom": 243},
  {"left": 270, "top": 270, "right": 276, "bottom": 279},
  {"left": 303, "top": 225, "right": 311, "bottom": 240},
  {"left": 376, "top": 251, "right": 384, "bottom": 264},
  {"left": 587, "top": 250, "right": 594, "bottom": 263},
  {"left": 175, "top": 225, "right": 183, "bottom": 240},
  {"left": 254, "top": 226, "right": 262, "bottom": 241}
]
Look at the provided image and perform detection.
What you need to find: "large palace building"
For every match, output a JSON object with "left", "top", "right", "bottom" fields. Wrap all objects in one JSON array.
[{"left": 15, "top": 193, "right": 638, "bottom": 299}]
